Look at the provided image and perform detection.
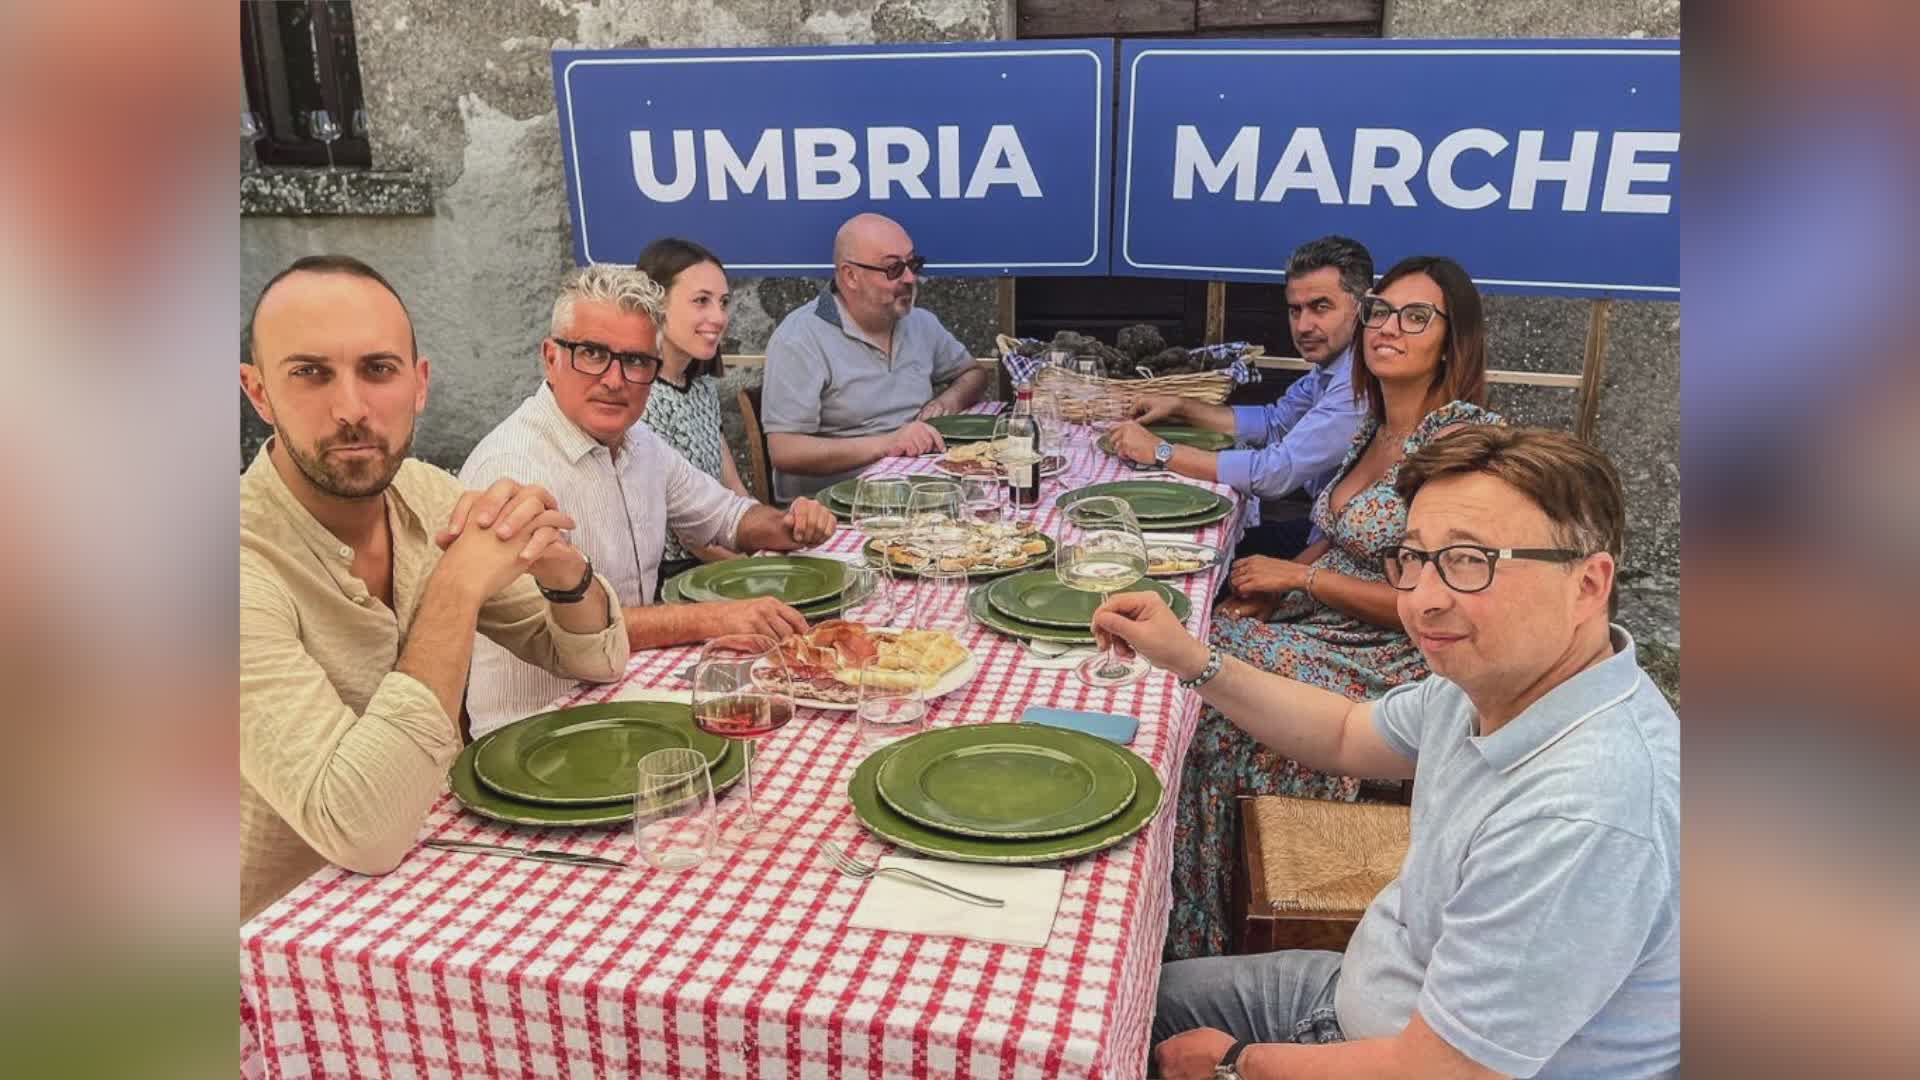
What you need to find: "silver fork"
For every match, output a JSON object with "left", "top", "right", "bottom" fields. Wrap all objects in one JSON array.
[{"left": 822, "top": 841, "right": 1004, "bottom": 907}]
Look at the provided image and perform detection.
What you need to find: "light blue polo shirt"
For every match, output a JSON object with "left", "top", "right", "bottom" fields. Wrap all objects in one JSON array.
[
  {"left": 1336, "top": 627, "right": 1680, "bottom": 1078},
  {"left": 761, "top": 286, "right": 976, "bottom": 502}
]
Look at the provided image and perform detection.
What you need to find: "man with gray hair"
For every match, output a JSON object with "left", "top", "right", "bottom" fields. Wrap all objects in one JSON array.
[
  {"left": 461, "top": 263, "right": 838, "bottom": 735},
  {"left": 1107, "top": 235, "right": 1373, "bottom": 555},
  {"left": 762, "top": 212, "right": 990, "bottom": 502}
]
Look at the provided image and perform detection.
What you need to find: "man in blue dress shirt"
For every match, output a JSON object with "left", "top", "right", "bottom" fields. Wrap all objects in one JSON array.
[{"left": 1105, "top": 236, "right": 1372, "bottom": 556}]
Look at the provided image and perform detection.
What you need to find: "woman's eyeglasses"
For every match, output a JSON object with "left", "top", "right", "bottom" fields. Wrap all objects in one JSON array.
[{"left": 1359, "top": 297, "right": 1449, "bottom": 334}]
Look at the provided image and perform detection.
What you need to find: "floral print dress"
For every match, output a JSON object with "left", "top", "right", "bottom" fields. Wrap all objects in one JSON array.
[
  {"left": 640, "top": 374, "right": 730, "bottom": 564},
  {"left": 1165, "top": 400, "right": 1503, "bottom": 961}
]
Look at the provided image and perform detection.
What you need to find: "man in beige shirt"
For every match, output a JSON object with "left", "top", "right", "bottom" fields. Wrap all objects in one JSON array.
[{"left": 239, "top": 255, "right": 630, "bottom": 921}]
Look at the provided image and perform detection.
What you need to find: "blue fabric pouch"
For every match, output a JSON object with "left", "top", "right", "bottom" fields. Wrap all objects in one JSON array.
[{"left": 1019, "top": 706, "right": 1139, "bottom": 745}]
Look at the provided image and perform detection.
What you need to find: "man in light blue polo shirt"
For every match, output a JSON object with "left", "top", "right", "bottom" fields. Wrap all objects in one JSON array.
[
  {"left": 762, "top": 213, "right": 989, "bottom": 502},
  {"left": 1093, "top": 425, "right": 1679, "bottom": 1080},
  {"left": 1105, "top": 236, "right": 1371, "bottom": 556}
]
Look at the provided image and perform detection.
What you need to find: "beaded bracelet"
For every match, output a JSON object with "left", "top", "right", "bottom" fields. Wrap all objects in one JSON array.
[
  {"left": 1304, "top": 565, "right": 1321, "bottom": 602},
  {"left": 1178, "top": 646, "right": 1224, "bottom": 690}
]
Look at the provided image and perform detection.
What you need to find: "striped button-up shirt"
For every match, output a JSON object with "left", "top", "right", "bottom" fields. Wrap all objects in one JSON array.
[{"left": 461, "top": 383, "right": 754, "bottom": 735}]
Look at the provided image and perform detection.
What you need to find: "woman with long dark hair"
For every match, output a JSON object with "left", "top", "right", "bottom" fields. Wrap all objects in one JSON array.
[
  {"left": 636, "top": 237, "right": 755, "bottom": 579},
  {"left": 1167, "top": 255, "right": 1505, "bottom": 959}
]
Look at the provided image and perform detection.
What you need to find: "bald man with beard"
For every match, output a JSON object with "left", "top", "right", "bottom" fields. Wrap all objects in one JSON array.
[{"left": 760, "top": 213, "right": 990, "bottom": 503}]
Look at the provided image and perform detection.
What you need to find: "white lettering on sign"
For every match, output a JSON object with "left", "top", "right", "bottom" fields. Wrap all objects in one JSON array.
[
  {"left": 1600, "top": 131, "right": 1680, "bottom": 214},
  {"left": 631, "top": 130, "right": 697, "bottom": 202},
  {"left": 628, "top": 127, "right": 1044, "bottom": 203},
  {"left": 1427, "top": 128, "right": 1509, "bottom": 210},
  {"left": 1168, "top": 126, "right": 1677, "bottom": 214},
  {"left": 1511, "top": 130, "right": 1599, "bottom": 211},
  {"left": 704, "top": 129, "right": 785, "bottom": 201},
  {"left": 795, "top": 127, "right": 860, "bottom": 200},
  {"left": 1347, "top": 128, "right": 1423, "bottom": 207}
]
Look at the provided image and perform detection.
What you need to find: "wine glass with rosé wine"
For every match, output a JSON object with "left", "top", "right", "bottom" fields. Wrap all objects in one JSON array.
[{"left": 690, "top": 634, "right": 795, "bottom": 849}]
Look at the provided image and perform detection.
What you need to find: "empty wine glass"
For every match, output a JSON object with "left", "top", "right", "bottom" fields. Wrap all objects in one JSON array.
[
  {"left": 855, "top": 655, "right": 929, "bottom": 749},
  {"left": 691, "top": 634, "right": 794, "bottom": 849},
  {"left": 905, "top": 479, "right": 965, "bottom": 554},
  {"left": 632, "top": 747, "right": 715, "bottom": 871},
  {"left": 853, "top": 475, "right": 912, "bottom": 551},
  {"left": 1058, "top": 496, "right": 1151, "bottom": 687},
  {"left": 841, "top": 559, "right": 896, "bottom": 628},
  {"left": 915, "top": 560, "right": 972, "bottom": 636},
  {"left": 308, "top": 109, "right": 342, "bottom": 169},
  {"left": 958, "top": 474, "right": 1004, "bottom": 529}
]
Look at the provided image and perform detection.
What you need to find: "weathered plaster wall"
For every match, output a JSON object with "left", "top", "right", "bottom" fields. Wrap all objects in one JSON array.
[
  {"left": 1386, "top": 0, "right": 1681, "bottom": 652},
  {"left": 242, "top": 0, "right": 1010, "bottom": 472}
]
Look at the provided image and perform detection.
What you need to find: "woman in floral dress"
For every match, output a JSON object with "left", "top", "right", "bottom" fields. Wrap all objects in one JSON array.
[
  {"left": 1166, "top": 256, "right": 1503, "bottom": 959},
  {"left": 636, "top": 237, "right": 756, "bottom": 586}
]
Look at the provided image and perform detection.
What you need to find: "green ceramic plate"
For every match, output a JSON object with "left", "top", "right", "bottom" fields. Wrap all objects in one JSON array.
[
  {"left": 874, "top": 724, "right": 1139, "bottom": 839},
  {"left": 1057, "top": 481, "right": 1229, "bottom": 522},
  {"left": 863, "top": 530, "right": 1056, "bottom": 579},
  {"left": 966, "top": 583, "right": 1095, "bottom": 644},
  {"left": 1116, "top": 501, "right": 1235, "bottom": 532},
  {"left": 474, "top": 701, "right": 728, "bottom": 805},
  {"left": 925, "top": 414, "right": 1001, "bottom": 442},
  {"left": 848, "top": 734, "right": 1166, "bottom": 864},
  {"left": 677, "top": 555, "right": 847, "bottom": 606},
  {"left": 1150, "top": 425, "right": 1235, "bottom": 451},
  {"left": 985, "top": 570, "right": 1190, "bottom": 629},
  {"left": 450, "top": 734, "right": 744, "bottom": 828},
  {"left": 660, "top": 571, "right": 845, "bottom": 619}
]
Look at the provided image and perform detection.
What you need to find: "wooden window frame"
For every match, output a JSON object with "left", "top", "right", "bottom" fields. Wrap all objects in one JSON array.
[{"left": 241, "top": 0, "right": 372, "bottom": 169}]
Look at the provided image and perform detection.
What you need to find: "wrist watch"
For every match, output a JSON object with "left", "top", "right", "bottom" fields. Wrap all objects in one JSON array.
[
  {"left": 1213, "top": 1039, "right": 1252, "bottom": 1079},
  {"left": 539, "top": 555, "right": 595, "bottom": 604},
  {"left": 1152, "top": 441, "right": 1175, "bottom": 467}
]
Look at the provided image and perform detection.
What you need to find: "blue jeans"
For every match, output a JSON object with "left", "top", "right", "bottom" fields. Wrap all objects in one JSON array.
[{"left": 1151, "top": 950, "right": 1347, "bottom": 1052}]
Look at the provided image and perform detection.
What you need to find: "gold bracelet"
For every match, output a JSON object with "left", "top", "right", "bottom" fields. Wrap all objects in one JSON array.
[{"left": 1304, "top": 565, "right": 1321, "bottom": 602}]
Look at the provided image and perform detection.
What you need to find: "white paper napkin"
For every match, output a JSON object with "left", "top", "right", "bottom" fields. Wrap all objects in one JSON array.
[{"left": 849, "top": 856, "right": 1065, "bottom": 948}]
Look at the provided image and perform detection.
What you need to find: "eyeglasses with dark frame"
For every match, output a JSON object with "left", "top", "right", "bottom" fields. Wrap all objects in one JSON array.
[
  {"left": 843, "top": 254, "right": 927, "bottom": 281},
  {"left": 1382, "top": 543, "right": 1587, "bottom": 593},
  {"left": 553, "top": 337, "right": 662, "bottom": 384},
  {"left": 1359, "top": 297, "right": 1449, "bottom": 334}
]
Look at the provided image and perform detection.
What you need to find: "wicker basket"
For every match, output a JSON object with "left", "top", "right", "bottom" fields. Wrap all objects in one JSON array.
[{"left": 995, "top": 334, "right": 1261, "bottom": 406}]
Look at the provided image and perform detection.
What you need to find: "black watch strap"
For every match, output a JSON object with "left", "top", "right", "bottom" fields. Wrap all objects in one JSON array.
[
  {"left": 1215, "top": 1039, "right": 1251, "bottom": 1078},
  {"left": 539, "top": 556, "right": 595, "bottom": 604}
]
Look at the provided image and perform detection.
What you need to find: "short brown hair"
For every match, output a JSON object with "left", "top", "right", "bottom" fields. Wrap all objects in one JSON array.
[
  {"left": 1355, "top": 255, "right": 1488, "bottom": 422},
  {"left": 1396, "top": 425, "right": 1625, "bottom": 617}
]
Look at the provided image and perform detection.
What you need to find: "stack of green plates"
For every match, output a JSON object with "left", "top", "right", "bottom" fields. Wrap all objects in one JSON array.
[
  {"left": 848, "top": 723, "right": 1165, "bottom": 863},
  {"left": 1056, "top": 480, "right": 1233, "bottom": 530},
  {"left": 1148, "top": 424, "right": 1235, "bottom": 451},
  {"left": 820, "top": 474, "right": 957, "bottom": 520},
  {"left": 659, "top": 554, "right": 851, "bottom": 621},
  {"left": 925, "top": 414, "right": 1001, "bottom": 443},
  {"left": 449, "top": 700, "right": 744, "bottom": 827},
  {"left": 967, "top": 570, "right": 1192, "bottom": 644}
]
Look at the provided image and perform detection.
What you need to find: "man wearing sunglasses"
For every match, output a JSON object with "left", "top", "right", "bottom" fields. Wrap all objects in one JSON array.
[
  {"left": 1093, "top": 426, "right": 1678, "bottom": 1080},
  {"left": 459, "top": 264, "right": 839, "bottom": 736},
  {"left": 761, "top": 213, "right": 989, "bottom": 502}
]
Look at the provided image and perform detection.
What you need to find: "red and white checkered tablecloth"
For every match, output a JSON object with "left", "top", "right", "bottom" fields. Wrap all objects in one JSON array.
[{"left": 241, "top": 431, "right": 1246, "bottom": 1080}]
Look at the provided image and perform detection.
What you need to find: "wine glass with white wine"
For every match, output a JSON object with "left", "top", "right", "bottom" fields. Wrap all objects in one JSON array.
[{"left": 1057, "top": 496, "right": 1151, "bottom": 687}]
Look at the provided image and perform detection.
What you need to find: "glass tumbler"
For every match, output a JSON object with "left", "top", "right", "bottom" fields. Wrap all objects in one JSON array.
[{"left": 632, "top": 747, "right": 715, "bottom": 871}]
